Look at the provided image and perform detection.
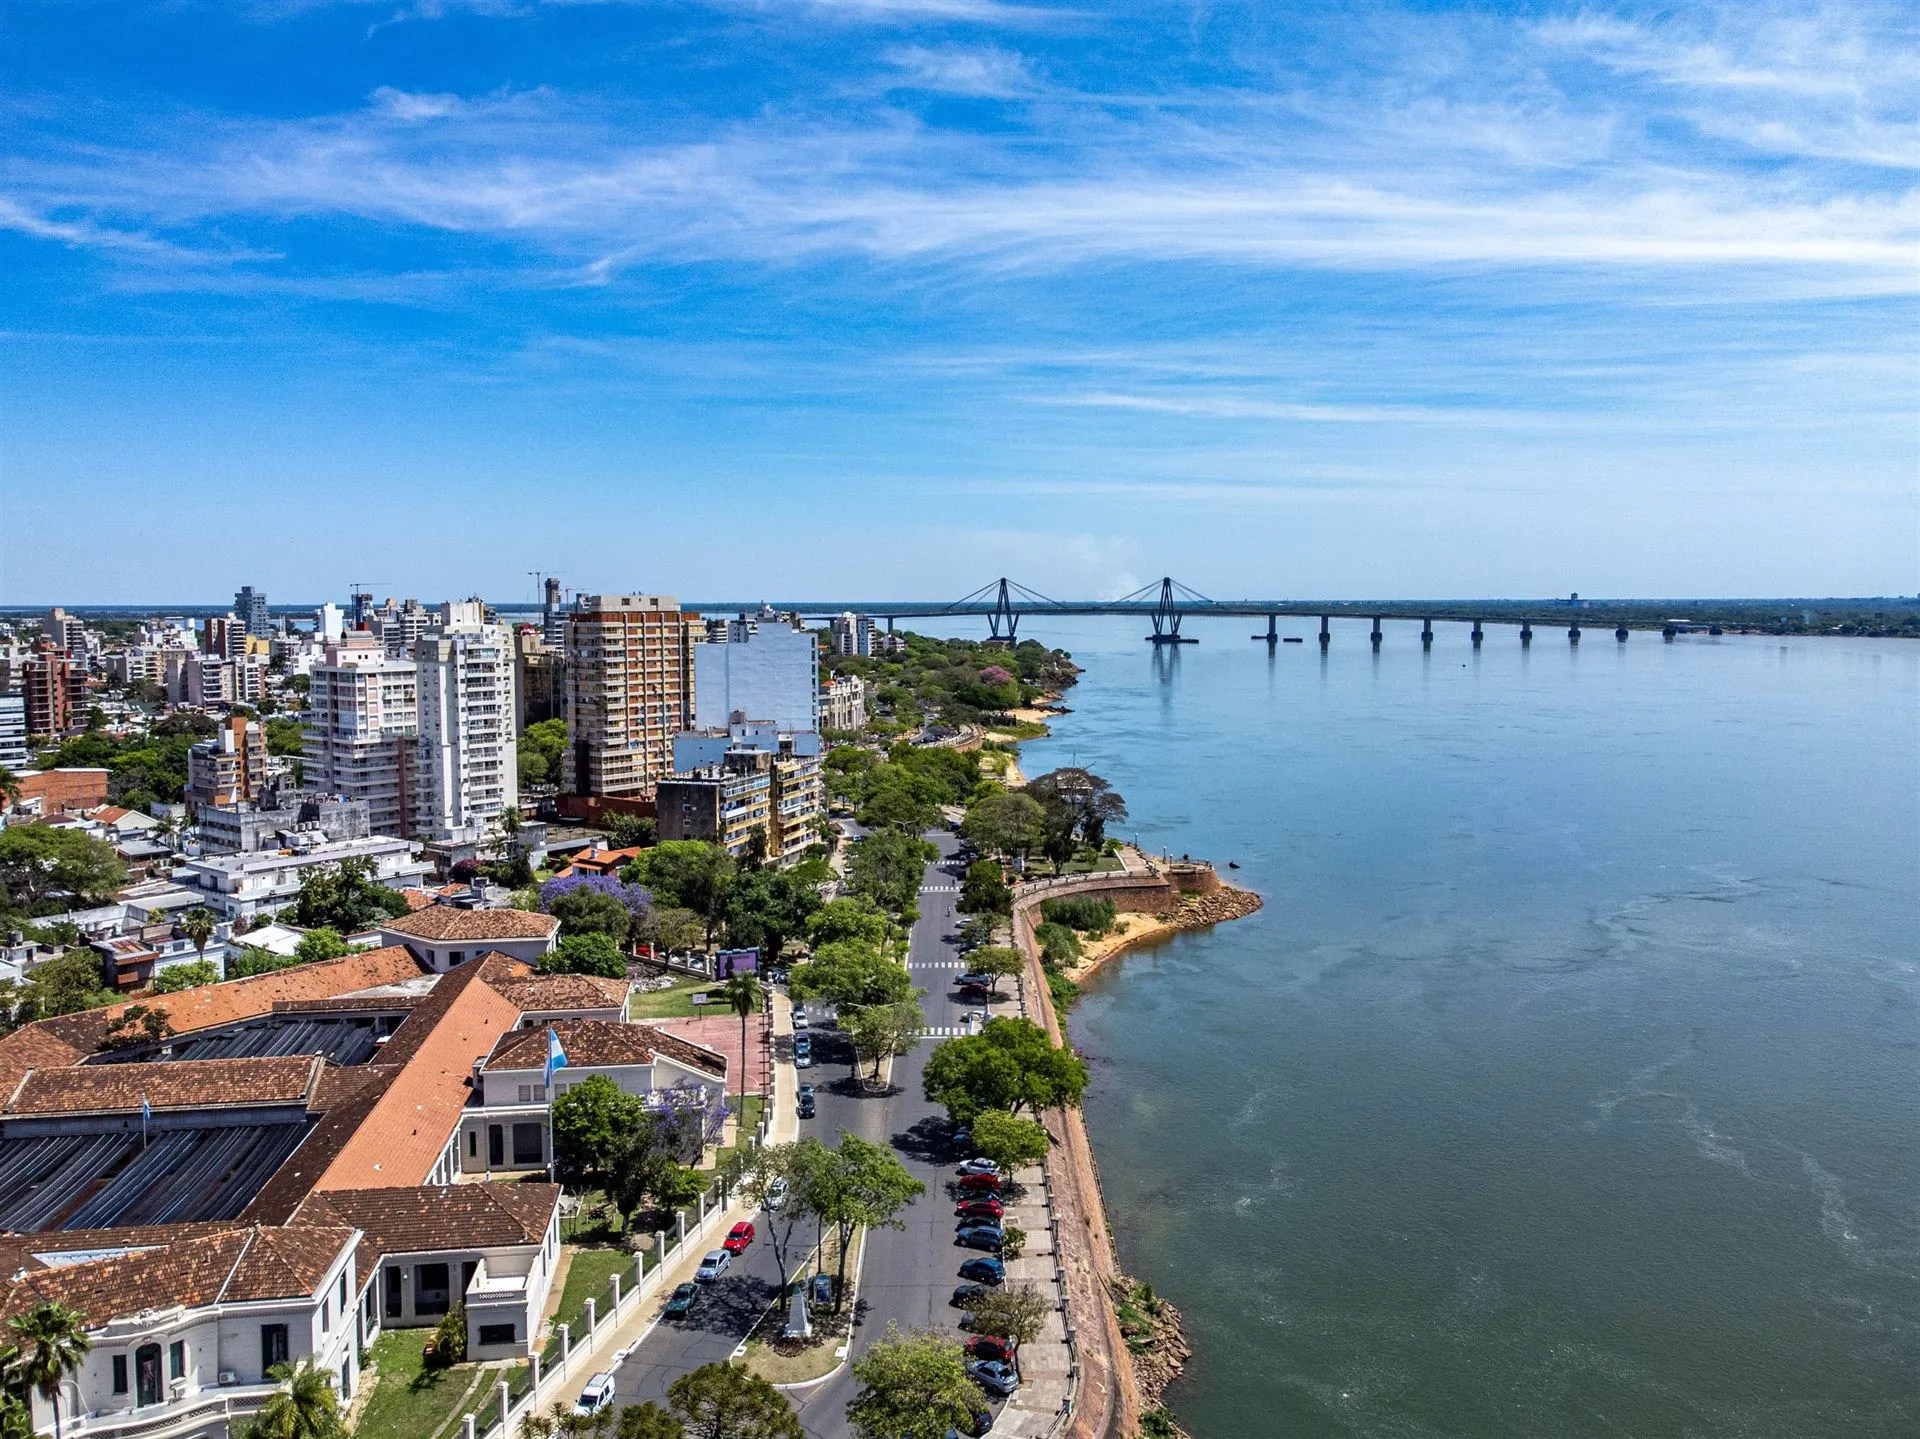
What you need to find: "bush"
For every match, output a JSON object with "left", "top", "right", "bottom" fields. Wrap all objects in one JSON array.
[
  {"left": 1000, "top": 1225, "right": 1026, "bottom": 1259},
  {"left": 544, "top": 931, "right": 628, "bottom": 978},
  {"left": 154, "top": 959, "right": 218, "bottom": 993},
  {"left": 429, "top": 1304, "right": 467, "bottom": 1367},
  {"left": 1033, "top": 922, "right": 1080, "bottom": 967},
  {"left": 1046, "top": 969, "right": 1079, "bottom": 1015},
  {"left": 1039, "top": 895, "right": 1115, "bottom": 934}
]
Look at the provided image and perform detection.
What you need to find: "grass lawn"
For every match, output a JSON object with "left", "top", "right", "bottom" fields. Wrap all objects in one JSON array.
[
  {"left": 627, "top": 977, "right": 718, "bottom": 1019},
  {"left": 354, "top": 1331, "right": 494, "bottom": 1439},
  {"left": 546, "top": 1247, "right": 635, "bottom": 1351},
  {"left": 711, "top": 1095, "right": 765, "bottom": 1173}
]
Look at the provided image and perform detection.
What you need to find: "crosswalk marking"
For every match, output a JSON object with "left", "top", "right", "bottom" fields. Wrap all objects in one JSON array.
[
  {"left": 919, "top": 884, "right": 959, "bottom": 893},
  {"left": 919, "top": 1025, "right": 966, "bottom": 1037},
  {"left": 911, "top": 960, "right": 967, "bottom": 969}
]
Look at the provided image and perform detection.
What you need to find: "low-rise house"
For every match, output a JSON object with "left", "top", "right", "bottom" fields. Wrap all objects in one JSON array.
[
  {"left": 459, "top": 1019, "right": 726, "bottom": 1174},
  {"left": 171, "top": 837, "right": 430, "bottom": 923},
  {"left": 375, "top": 904, "right": 558, "bottom": 973},
  {"left": 486, "top": 973, "right": 632, "bottom": 1028}
]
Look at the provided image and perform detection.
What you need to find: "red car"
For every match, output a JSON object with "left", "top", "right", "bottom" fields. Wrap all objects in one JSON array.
[
  {"left": 965, "top": 1335, "right": 1018, "bottom": 1364},
  {"left": 955, "top": 1172, "right": 1002, "bottom": 1193},
  {"left": 723, "top": 1222, "right": 755, "bottom": 1254},
  {"left": 955, "top": 1198, "right": 1004, "bottom": 1221}
]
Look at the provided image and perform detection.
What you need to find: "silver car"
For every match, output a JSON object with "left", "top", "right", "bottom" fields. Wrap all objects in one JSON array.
[{"left": 695, "top": 1249, "right": 731, "bottom": 1281}]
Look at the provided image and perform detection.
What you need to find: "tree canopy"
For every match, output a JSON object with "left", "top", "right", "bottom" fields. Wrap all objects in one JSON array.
[
  {"left": 666, "top": 1362, "right": 803, "bottom": 1439},
  {"left": 1026, "top": 767, "right": 1129, "bottom": 850},
  {"left": 805, "top": 896, "right": 892, "bottom": 950},
  {"left": 841, "top": 999, "right": 926, "bottom": 1084},
  {"left": 922, "top": 1017, "right": 1089, "bottom": 1123},
  {"left": 624, "top": 842, "right": 735, "bottom": 942},
  {"left": 787, "top": 940, "right": 914, "bottom": 1010},
  {"left": 291, "top": 858, "right": 410, "bottom": 932},
  {"left": 845, "top": 1324, "right": 985, "bottom": 1439},
  {"left": 845, "top": 831, "right": 936, "bottom": 916},
  {"left": 723, "top": 870, "right": 819, "bottom": 964},
  {"left": 958, "top": 860, "right": 1011, "bottom": 918},
  {"left": 959, "top": 790, "right": 1046, "bottom": 863},
  {"left": 968, "top": 1110, "right": 1050, "bottom": 1172},
  {"left": 0, "top": 826, "right": 126, "bottom": 915},
  {"left": 543, "top": 931, "right": 628, "bottom": 978}
]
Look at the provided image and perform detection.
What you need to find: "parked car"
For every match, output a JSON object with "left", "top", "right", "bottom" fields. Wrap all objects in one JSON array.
[
  {"left": 955, "top": 1197, "right": 1004, "bottom": 1221},
  {"left": 664, "top": 1282, "right": 700, "bottom": 1318},
  {"left": 945, "top": 1411, "right": 993, "bottom": 1439},
  {"left": 572, "top": 1374, "right": 617, "bottom": 1417},
  {"left": 951, "top": 1282, "right": 990, "bottom": 1308},
  {"left": 792, "top": 1006, "right": 810, "bottom": 1029},
  {"left": 795, "top": 1050, "right": 814, "bottom": 1070},
  {"left": 724, "top": 1221, "right": 756, "bottom": 1253},
  {"left": 798, "top": 1082, "right": 816, "bottom": 1103},
  {"left": 965, "top": 1335, "right": 1018, "bottom": 1364},
  {"left": 793, "top": 1033, "right": 812, "bottom": 1057},
  {"left": 956, "top": 1158, "right": 1002, "bottom": 1178},
  {"left": 950, "top": 1125, "right": 974, "bottom": 1154},
  {"left": 955, "top": 1225, "right": 1004, "bottom": 1251},
  {"left": 695, "top": 1249, "right": 731, "bottom": 1281},
  {"left": 957, "top": 974, "right": 997, "bottom": 989},
  {"left": 967, "top": 1359, "right": 1020, "bottom": 1398},
  {"left": 955, "top": 1172, "right": 1003, "bottom": 1194},
  {"left": 797, "top": 1090, "right": 816, "bottom": 1119},
  {"left": 810, "top": 1272, "right": 836, "bottom": 1307},
  {"left": 958, "top": 1256, "right": 1005, "bottom": 1285},
  {"left": 765, "top": 1176, "right": 790, "bottom": 1211}
]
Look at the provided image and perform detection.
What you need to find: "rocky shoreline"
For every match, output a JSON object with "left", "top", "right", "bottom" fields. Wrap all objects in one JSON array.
[{"left": 1065, "top": 882, "right": 1265, "bottom": 986}]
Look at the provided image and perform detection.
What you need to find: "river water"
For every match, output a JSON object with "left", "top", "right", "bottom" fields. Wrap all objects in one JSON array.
[{"left": 971, "top": 615, "right": 1917, "bottom": 1438}]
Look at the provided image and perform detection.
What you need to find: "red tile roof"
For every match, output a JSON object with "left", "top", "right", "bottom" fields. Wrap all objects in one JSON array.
[
  {"left": 295, "top": 1183, "right": 560, "bottom": 1259},
  {"left": 4, "top": 1055, "right": 321, "bottom": 1117},
  {"left": 379, "top": 907, "right": 559, "bottom": 943},
  {"left": 485, "top": 1020, "right": 726, "bottom": 1079},
  {"left": 486, "top": 972, "right": 631, "bottom": 1014}
]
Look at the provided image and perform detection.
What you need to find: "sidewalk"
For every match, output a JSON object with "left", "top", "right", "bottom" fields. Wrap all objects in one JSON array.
[{"left": 992, "top": 1161, "right": 1075, "bottom": 1437}]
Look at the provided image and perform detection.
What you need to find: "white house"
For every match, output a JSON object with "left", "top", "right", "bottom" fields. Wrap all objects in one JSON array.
[
  {"left": 375, "top": 905, "right": 560, "bottom": 973},
  {"left": 172, "top": 838, "right": 430, "bottom": 923}
]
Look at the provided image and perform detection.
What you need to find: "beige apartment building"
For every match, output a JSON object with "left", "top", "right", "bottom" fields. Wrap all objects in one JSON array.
[{"left": 564, "top": 594, "right": 695, "bottom": 797}]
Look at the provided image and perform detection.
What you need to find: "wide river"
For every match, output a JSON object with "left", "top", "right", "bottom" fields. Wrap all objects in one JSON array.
[{"left": 957, "top": 615, "right": 1915, "bottom": 1438}]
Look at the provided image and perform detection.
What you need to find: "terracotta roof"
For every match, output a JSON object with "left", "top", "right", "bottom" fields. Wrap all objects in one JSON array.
[
  {"left": 0, "top": 1028, "right": 89, "bottom": 1101},
  {"left": 379, "top": 907, "right": 559, "bottom": 943},
  {"left": 485, "top": 1020, "right": 726, "bottom": 1079},
  {"left": 311, "top": 959, "right": 523, "bottom": 1192},
  {"left": 4, "top": 1056, "right": 321, "bottom": 1117},
  {"left": 560, "top": 847, "right": 645, "bottom": 876},
  {"left": 310, "top": 1063, "right": 390, "bottom": 1110},
  {"left": 0, "top": 1224, "right": 356, "bottom": 1329},
  {"left": 295, "top": 1182, "right": 559, "bottom": 1260},
  {"left": 398, "top": 888, "right": 438, "bottom": 912},
  {"left": 486, "top": 972, "right": 632, "bottom": 1013}
]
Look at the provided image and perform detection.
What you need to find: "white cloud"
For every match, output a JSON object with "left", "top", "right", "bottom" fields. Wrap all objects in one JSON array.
[{"left": 881, "top": 44, "right": 1037, "bottom": 96}]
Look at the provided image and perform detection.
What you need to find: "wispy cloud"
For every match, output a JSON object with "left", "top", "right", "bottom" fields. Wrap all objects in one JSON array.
[{"left": 881, "top": 44, "right": 1037, "bottom": 96}]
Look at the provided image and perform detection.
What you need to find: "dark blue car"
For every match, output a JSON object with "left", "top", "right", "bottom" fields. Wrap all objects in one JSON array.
[
  {"left": 958, "top": 1256, "right": 1005, "bottom": 1286},
  {"left": 955, "top": 1225, "right": 1004, "bottom": 1251}
]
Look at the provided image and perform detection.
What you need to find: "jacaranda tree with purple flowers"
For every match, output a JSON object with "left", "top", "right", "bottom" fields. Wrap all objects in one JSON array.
[{"left": 540, "top": 871, "right": 651, "bottom": 945}]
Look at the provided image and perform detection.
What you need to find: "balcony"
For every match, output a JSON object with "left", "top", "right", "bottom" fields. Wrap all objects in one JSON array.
[{"left": 68, "top": 1383, "right": 279, "bottom": 1439}]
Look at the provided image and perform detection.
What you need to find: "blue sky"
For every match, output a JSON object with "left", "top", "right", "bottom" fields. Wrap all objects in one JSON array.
[{"left": 2, "top": 0, "right": 1913, "bottom": 605}]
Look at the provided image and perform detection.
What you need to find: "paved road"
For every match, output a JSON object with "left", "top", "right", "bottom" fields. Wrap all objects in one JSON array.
[{"left": 611, "top": 831, "right": 1014, "bottom": 1435}]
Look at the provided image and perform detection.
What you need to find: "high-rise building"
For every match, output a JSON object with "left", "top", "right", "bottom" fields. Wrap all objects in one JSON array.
[
  {"left": 350, "top": 591, "right": 375, "bottom": 628},
  {"left": 186, "top": 716, "right": 269, "bottom": 814},
  {"left": 414, "top": 620, "right": 518, "bottom": 843},
  {"left": 829, "top": 612, "right": 876, "bottom": 658},
  {"left": 373, "top": 598, "right": 431, "bottom": 660},
  {"left": 315, "top": 602, "right": 344, "bottom": 643},
  {"left": 661, "top": 724, "right": 822, "bottom": 867},
  {"left": 41, "top": 608, "right": 87, "bottom": 654},
  {"left": 514, "top": 627, "right": 565, "bottom": 732},
  {"left": 541, "top": 577, "right": 566, "bottom": 649},
  {"left": 22, "top": 640, "right": 73, "bottom": 738},
  {"left": 203, "top": 614, "right": 247, "bottom": 658},
  {"left": 177, "top": 653, "right": 238, "bottom": 707},
  {"left": 234, "top": 586, "right": 271, "bottom": 639},
  {"left": 565, "top": 594, "right": 695, "bottom": 797},
  {"left": 821, "top": 673, "right": 868, "bottom": 733},
  {"left": 694, "top": 610, "right": 819, "bottom": 733},
  {"left": 305, "top": 632, "right": 420, "bottom": 836},
  {"left": 0, "top": 694, "right": 28, "bottom": 770}
]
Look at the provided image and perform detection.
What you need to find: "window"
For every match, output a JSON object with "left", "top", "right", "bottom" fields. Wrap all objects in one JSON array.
[
  {"left": 320, "top": 1298, "right": 330, "bottom": 1333},
  {"left": 135, "top": 1345, "right": 162, "bottom": 1407},
  {"left": 112, "top": 1355, "right": 128, "bottom": 1394},
  {"left": 260, "top": 1325, "right": 288, "bottom": 1375},
  {"left": 169, "top": 1342, "right": 185, "bottom": 1381},
  {"left": 414, "top": 1263, "right": 451, "bottom": 1317},
  {"left": 477, "top": 1324, "right": 515, "bottom": 1347},
  {"left": 467, "top": 1130, "right": 478, "bottom": 1158},
  {"left": 383, "top": 1267, "right": 402, "bottom": 1320},
  {"left": 511, "top": 1122, "right": 544, "bottom": 1165},
  {"left": 449, "top": 950, "right": 465, "bottom": 965},
  {"left": 338, "top": 1272, "right": 347, "bottom": 1309}
]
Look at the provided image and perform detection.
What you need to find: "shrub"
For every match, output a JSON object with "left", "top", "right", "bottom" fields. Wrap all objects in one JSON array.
[
  {"left": 1034, "top": 922, "right": 1080, "bottom": 967},
  {"left": 430, "top": 1304, "right": 467, "bottom": 1367},
  {"left": 1039, "top": 895, "right": 1115, "bottom": 934},
  {"left": 1000, "top": 1225, "right": 1026, "bottom": 1259}
]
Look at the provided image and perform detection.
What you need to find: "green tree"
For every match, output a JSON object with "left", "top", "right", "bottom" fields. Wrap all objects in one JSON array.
[
  {"left": 225, "top": 944, "right": 301, "bottom": 979},
  {"left": 5, "top": 1300, "right": 92, "bottom": 1439},
  {"left": 294, "top": 927, "right": 348, "bottom": 964},
  {"left": 716, "top": 971, "right": 759, "bottom": 1117},
  {"left": 723, "top": 871, "right": 819, "bottom": 968},
  {"left": 960, "top": 791, "right": 1045, "bottom": 864},
  {"left": 544, "top": 931, "right": 628, "bottom": 978},
  {"left": 431, "top": 1305, "right": 468, "bottom": 1367},
  {"left": 1033, "top": 922, "right": 1080, "bottom": 968},
  {"left": 263, "top": 717, "right": 305, "bottom": 756},
  {"left": 1026, "top": 768, "right": 1128, "bottom": 849},
  {"left": 0, "top": 827, "right": 126, "bottom": 912},
  {"left": 956, "top": 1284, "right": 1050, "bottom": 1359},
  {"left": 624, "top": 842, "right": 735, "bottom": 944},
  {"left": 845, "top": 1324, "right": 984, "bottom": 1439},
  {"left": 962, "top": 945, "right": 1023, "bottom": 994},
  {"left": 804, "top": 897, "right": 891, "bottom": 950},
  {"left": 616, "top": 1403, "right": 685, "bottom": 1439},
  {"left": 922, "top": 1017, "right": 1088, "bottom": 1123},
  {"left": 291, "top": 858, "right": 409, "bottom": 931},
  {"left": 520, "top": 718, "right": 568, "bottom": 789},
  {"left": 604, "top": 812, "right": 656, "bottom": 849},
  {"left": 19, "top": 950, "right": 115, "bottom": 1018},
  {"left": 845, "top": 831, "right": 936, "bottom": 916},
  {"left": 716, "top": 1142, "right": 819, "bottom": 1295},
  {"left": 957, "top": 860, "right": 1011, "bottom": 919},
  {"left": 842, "top": 999, "right": 925, "bottom": 1086},
  {"left": 788, "top": 941, "right": 914, "bottom": 1012},
  {"left": 968, "top": 1110, "right": 1049, "bottom": 1173},
  {"left": 633, "top": 906, "right": 705, "bottom": 955},
  {"left": 551, "top": 1074, "right": 646, "bottom": 1193},
  {"left": 855, "top": 768, "right": 943, "bottom": 835},
  {"left": 249, "top": 1356, "right": 345, "bottom": 1439},
  {"left": 154, "top": 959, "right": 218, "bottom": 993},
  {"left": 666, "top": 1360, "right": 803, "bottom": 1439},
  {"left": 0, "top": 765, "right": 21, "bottom": 809},
  {"left": 547, "top": 887, "right": 636, "bottom": 945},
  {"left": 812, "top": 1133, "right": 926, "bottom": 1300},
  {"left": 0, "top": 1391, "right": 32, "bottom": 1439}
]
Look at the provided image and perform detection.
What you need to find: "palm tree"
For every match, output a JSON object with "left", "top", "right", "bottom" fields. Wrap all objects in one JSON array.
[
  {"left": 0, "top": 1392, "right": 32, "bottom": 1439},
  {"left": 249, "top": 1357, "right": 344, "bottom": 1439},
  {"left": 179, "top": 908, "right": 216, "bottom": 965},
  {"left": 720, "top": 972, "right": 759, "bottom": 1119},
  {"left": 6, "top": 1300, "right": 91, "bottom": 1439},
  {"left": 0, "top": 765, "right": 21, "bottom": 811}
]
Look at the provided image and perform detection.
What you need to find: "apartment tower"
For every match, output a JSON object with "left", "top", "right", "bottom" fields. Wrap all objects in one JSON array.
[
  {"left": 305, "top": 631, "right": 419, "bottom": 835},
  {"left": 415, "top": 610, "right": 519, "bottom": 843},
  {"left": 565, "top": 594, "right": 695, "bottom": 797}
]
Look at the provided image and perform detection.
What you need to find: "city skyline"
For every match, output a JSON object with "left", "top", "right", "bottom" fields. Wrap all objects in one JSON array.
[{"left": 4, "top": 0, "right": 1913, "bottom": 603}]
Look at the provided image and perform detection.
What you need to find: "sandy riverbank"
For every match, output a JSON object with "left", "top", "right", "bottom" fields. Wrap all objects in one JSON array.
[{"left": 1060, "top": 884, "right": 1265, "bottom": 986}]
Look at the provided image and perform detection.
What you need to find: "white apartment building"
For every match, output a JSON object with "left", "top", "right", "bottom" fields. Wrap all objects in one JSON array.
[
  {"left": 304, "top": 634, "right": 419, "bottom": 836},
  {"left": 694, "top": 610, "right": 819, "bottom": 734},
  {"left": 829, "top": 611, "right": 875, "bottom": 658},
  {"left": 172, "top": 835, "right": 430, "bottom": 921},
  {"left": 821, "top": 672, "right": 867, "bottom": 733},
  {"left": 0, "top": 693, "right": 27, "bottom": 770},
  {"left": 372, "top": 599, "right": 432, "bottom": 660},
  {"left": 414, "top": 617, "right": 517, "bottom": 844}
]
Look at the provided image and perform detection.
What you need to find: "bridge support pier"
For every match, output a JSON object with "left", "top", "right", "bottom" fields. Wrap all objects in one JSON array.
[
  {"left": 1471, "top": 621, "right": 1484, "bottom": 647},
  {"left": 1370, "top": 617, "right": 1383, "bottom": 649},
  {"left": 1252, "top": 614, "right": 1278, "bottom": 644},
  {"left": 1319, "top": 615, "right": 1330, "bottom": 649},
  {"left": 1421, "top": 619, "right": 1434, "bottom": 650},
  {"left": 1663, "top": 626, "right": 1677, "bottom": 642},
  {"left": 1569, "top": 625, "right": 1582, "bottom": 644},
  {"left": 1615, "top": 625, "right": 1629, "bottom": 642},
  {"left": 1520, "top": 622, "right": 1533, "bottom": 646}
]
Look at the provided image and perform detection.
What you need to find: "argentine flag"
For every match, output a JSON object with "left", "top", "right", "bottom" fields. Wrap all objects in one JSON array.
[{"left": 545, "top": 1029, "right": 569, "bottom": 1088}]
